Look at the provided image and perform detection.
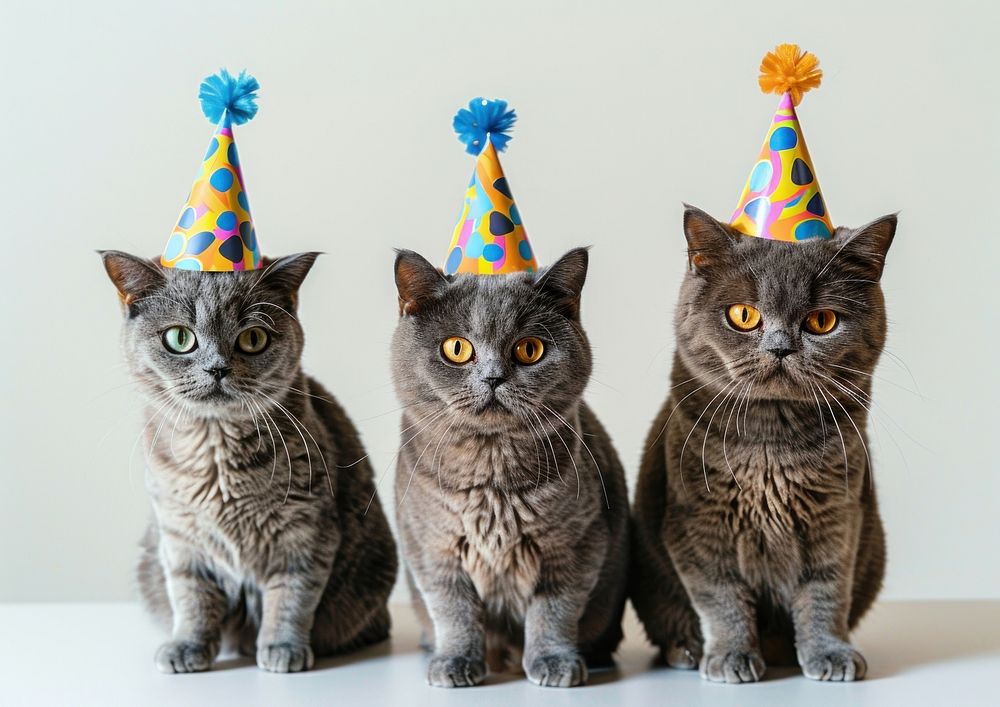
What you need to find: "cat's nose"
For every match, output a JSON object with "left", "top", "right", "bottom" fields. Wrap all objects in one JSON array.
[
  {"left": 484, "top": 376, "right": 506, "bottom": 390},
  {"left": 205, "top": 366, "right": 232, "bottom": 381},
  {"left": 767, "top": 347, "right": 795, "bottom": 360}
]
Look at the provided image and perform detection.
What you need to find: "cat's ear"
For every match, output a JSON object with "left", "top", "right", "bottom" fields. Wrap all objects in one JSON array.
[
  {"left": 258, "top": 252, "right": 321, "bottom": 309},
  {"left": 534, "top": 247, "right": 589, "bottom": 319},
  {"left": 682, "top": 205, "right": 739, "bottom": 272},
  {"left": 99, "top": 250, "right": 166, "bottom": 309},
  {"left": 834, "top": 214, "right": 897, "bottom": 280},
  {"left": 394, "top": 249, "right": 447, "bottom": 316}
]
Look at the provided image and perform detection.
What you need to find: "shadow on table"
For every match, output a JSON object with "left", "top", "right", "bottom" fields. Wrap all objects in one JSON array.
[{"left": 857, "top": 601, "right": 1000, "bottom": 679}]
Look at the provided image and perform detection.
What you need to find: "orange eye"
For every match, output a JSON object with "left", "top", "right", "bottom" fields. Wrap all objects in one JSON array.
[
  {"left": 513, "top": 337, "right": 545, "bottom": 365},
  {"left": 726, "top": 304, "right": 762, "bottom": 332},
  {"left": 804, "top": 309, "right": 838, "bottom": 335},
  {"left": 441, "top": 336, "right": 474, "bottom": 364}
]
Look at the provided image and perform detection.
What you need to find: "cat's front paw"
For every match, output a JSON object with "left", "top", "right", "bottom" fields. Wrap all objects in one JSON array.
[
  {"left": 155, "top": 640, "right": 217, "bottom": 673},
  {"left": 257, "top": 641, "right": 314, "bottom": 673},
  {"left": 427, "top": 654, "right": 486, "bottom": 687},
  {"left": 525, "top": 650, "right": 588, "bottom": 688},
  {"left": 699, "top": 648, "right": 766, "bottom": 683},
  {"left": 798, "top": 641, "right": 867, "bottom": 681}
]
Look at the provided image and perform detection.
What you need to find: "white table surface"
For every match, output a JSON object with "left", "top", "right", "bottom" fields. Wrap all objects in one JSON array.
[{"left": 1, "top": 601, "right": 997, "bottom": 706}]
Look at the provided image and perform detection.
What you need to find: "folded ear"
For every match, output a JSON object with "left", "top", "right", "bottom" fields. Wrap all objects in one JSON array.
[
  {"left": 682, "top": 205, "right": 740, "bottom": 272},
  {"left": 99, "top": 250, "right": 166, "bottom": 310},
  {"left": 835, "top": 214, "right": 897, "bottom": 280},
  {"left": 534, "top": 247, "right": 589, "bottom": 319},
  {"left": 394, "top": 249, "right": 447, "bottom": 316},
  {"left": 258, "top": 252, "right": 321, "bottom": 309}
]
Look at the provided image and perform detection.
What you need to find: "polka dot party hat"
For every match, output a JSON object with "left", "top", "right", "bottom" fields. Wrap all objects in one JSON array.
[
  {"left": 160, "top": 70, "right": 262, "bottom": 271},
  {"left": 730, "top": 45, "right": 835, "bottom": 241},
  {"left": 444, "top": 98, "right": 538, "bottom": 275}
]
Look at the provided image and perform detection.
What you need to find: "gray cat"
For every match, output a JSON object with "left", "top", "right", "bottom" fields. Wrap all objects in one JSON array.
[
  {"left": 631, "top": 207, "right": 895, "bottom": 683},
  {"left": 100, "top": 251, "right": 397, "bottom": 674},
  {"left": 390, "top": 248, "right": 629, "bottom": 688}
]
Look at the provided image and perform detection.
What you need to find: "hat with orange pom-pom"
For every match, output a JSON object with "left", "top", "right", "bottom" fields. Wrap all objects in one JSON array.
[{"left": 730, "top": 44, "right": 834, "bottom": 241}]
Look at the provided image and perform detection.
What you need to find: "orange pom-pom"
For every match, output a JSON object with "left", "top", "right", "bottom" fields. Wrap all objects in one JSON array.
[{"left": 758, "top": 44, "right": 822, "bottom": 106}]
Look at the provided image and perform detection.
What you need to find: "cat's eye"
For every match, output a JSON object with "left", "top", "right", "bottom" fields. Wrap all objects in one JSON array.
[
  {"left": 236, "top": 327, "right": 270, "bottom": 354},
  {"left": 513, "top": 337, "right": 545, "bottom": 365},
  {"left": 442, "top": 336, "right": 474, "bottom": 364},
  {"left": 804, "top": 309, "right": 838, "bottom": 335},
  {"left": 726, "top": 304, "right": 762, "bottom": 332},
  {"left": 162, "top": 326, "right": 197, "bottom": 354}
]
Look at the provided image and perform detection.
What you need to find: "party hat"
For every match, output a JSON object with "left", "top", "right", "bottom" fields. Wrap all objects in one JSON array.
[
  {"left": 730, "top": 45, "right": 834, "bottom": 241},
  {"left": 160, "top": 70, "right": 262, "bottom": 271},
  {"left": 443, "top": 98, "right": 538, "bottom": 275}
]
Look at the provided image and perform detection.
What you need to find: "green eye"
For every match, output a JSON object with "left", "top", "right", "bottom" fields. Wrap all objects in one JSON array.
[
  {"left": 237, "top": 326, "right": 270, "bottom": 354},
  {"left": 162, "top": 326, "right": 197, "bottom": 354}
]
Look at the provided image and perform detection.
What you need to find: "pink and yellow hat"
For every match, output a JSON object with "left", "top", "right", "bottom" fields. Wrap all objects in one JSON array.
[
  {"left": 160, "top": 70, "right": 262, "bottom": 271},
  {"left": 730, "top": 45, "right": 834, "bottom": 241},
  {"left": 443, "top": 98, "right": 538, "bottom": 275}
]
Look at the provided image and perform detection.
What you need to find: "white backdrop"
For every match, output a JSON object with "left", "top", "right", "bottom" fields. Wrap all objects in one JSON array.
[{"left": 1, "top": 0, "right": 997, "bottom": 602}]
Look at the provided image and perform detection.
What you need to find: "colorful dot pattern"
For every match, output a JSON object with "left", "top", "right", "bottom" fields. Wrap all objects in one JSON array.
[
  {"left": 443, "top": 140, "right": 538, "bottom": 275},
  {"left": 730, "top": 93, "right": 834, "bottom": 241},
  {"left": 160, "top": 112, "right": 261, "bottom": 271}
]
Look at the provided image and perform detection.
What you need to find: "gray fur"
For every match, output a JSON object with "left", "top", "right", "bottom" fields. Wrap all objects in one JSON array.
[
  {"left": 631, "top": 207, "right": 895, "bottom": 683},
  {"left": 100, "top": 251, "right": 397, "bottom": 674},
  {"left": 390, "top": 248, "right": 629, "bottom": 688}
]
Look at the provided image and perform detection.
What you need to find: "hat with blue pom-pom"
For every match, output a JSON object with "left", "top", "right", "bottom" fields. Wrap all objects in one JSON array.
[
  {"left": 729, "top": 45, "right": 835, "bottom": 241},
  {"left": 444, "top": 98, "right": 538, "bottom": 275},
  {"left": 160, "top": 70, "right": 262, "bottom": 271}
]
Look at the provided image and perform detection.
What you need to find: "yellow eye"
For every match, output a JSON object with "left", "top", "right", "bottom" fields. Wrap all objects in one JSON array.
[
  {"left": 726, "top": 304, "right": 762, "bottom": 332},
  {"left": 442, "top": 336, "right": 474, "bottom": 364},
  {"left": 804, "top": 309, "right": 838, "bottom": 335},
  {"left": 237, "top": 326, "right": 270, "bottom": 354},
  {"left": 513, "top": 337, "right": 545, "bottom": 365}
]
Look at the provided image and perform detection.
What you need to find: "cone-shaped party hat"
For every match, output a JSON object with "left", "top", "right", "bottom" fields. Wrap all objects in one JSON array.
[
  {"left": 443, "top": 98, "right": 538, "bottom": 275},
  {"left": 730, "top": 45, "right": 834, "bottom": 241},
  {"left": 160, "top": 70, "right": 262, "bottom": 271}
]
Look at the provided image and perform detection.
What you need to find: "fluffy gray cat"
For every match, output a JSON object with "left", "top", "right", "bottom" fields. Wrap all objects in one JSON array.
[
  {"left": 390, "top": 248, "right": 629, "bottom": 688},
  {"left": 100, "top": 251, "right": 397, "bottom": 674},
  {"left": 631, "top": 206, "right": 895, "bottom": 683}
]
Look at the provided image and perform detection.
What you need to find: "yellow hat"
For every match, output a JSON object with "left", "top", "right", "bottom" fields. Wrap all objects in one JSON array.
[
  {"left": 444, "top": 98, "right": 538, "bottom": 275},
  {"left": 730, "top": 45, "right": 834, "bottom": 241}
]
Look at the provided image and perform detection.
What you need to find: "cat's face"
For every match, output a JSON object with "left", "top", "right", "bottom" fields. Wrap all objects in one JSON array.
[
  {"left": 676, "top": 207, "right": 896, "bottom": 403},
  {"left": 101, "top": 251, "right": 318, "bottom": 418},
  {"left": 391, "top": 248, "right": 592, "bottom": 434}
]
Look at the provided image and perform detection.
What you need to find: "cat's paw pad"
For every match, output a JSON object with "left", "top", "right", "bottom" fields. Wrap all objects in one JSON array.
[
  {"left": 155, "top": 640, "right": 216, "bottom": 673},
  {"left": 525, "top": 651, "right": 588, "bottom": 688},
  {"left": 699, "top": 649, "right": 766, "bottom": 683},
  {"left": 427, "top": 654, "right": 486, "bottom": 687},
  {"left": 799, "top": 643, "right": 867, "bottom": 682},
  {"left": 664, "top": 640, "right": 701, "bottom": 670},
  {"left": 256, "top": 641, "right": 314, "bottom": 673}
]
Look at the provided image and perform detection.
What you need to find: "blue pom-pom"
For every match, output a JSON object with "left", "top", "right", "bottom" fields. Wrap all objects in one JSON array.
[
  {"left": 453, "top": 98, "right": 516, "bottom": 155},
  {"left": 198, "top": 69, "right": 260, "bottom": 126}
]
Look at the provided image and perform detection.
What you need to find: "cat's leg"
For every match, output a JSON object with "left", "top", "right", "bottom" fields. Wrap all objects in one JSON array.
[
  {"left": 154, "top": 538, "right": 228, "bottom": 674},
  {"left": 414, "top": 563, "right": 486, "bottom": 687},
  {"left": 522, "top": 586, "right": 590, "bottom": 688},
  {"left": 791, "top": 512, "right": 868, "bottom": 682},
  {"left": 256, "top": 550, "right": 335, "bottom": 673},
  {"left": 667, "top": 521, "right": 765, "bottom": 684}
]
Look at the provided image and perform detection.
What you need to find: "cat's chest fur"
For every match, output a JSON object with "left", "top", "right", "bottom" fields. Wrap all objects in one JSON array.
[
  {"left": 145, "top": 416, "right": 324, "bottom": 576},
  {"left": 455, "top": 485, "right": 542, "bottom": 612}
]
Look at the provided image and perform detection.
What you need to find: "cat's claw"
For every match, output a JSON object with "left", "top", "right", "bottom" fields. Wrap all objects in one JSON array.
[
  {"left": 525, "top": 651, "right": 588, "bottom": 687},
  {"left": 799, "top": 643, "right": 867, "bottom": 681},
  {"left": 699, "top": 649, "right": 766, "bottom": 683},
  {"left": 155, "top": 640, "right": 216, "bottom": 673},
  {"left": 257, "top": 641, "right": 314, "bottom": 673},
  {"left": 427, "top": 654, "right": 486, "bottom": 687}
]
